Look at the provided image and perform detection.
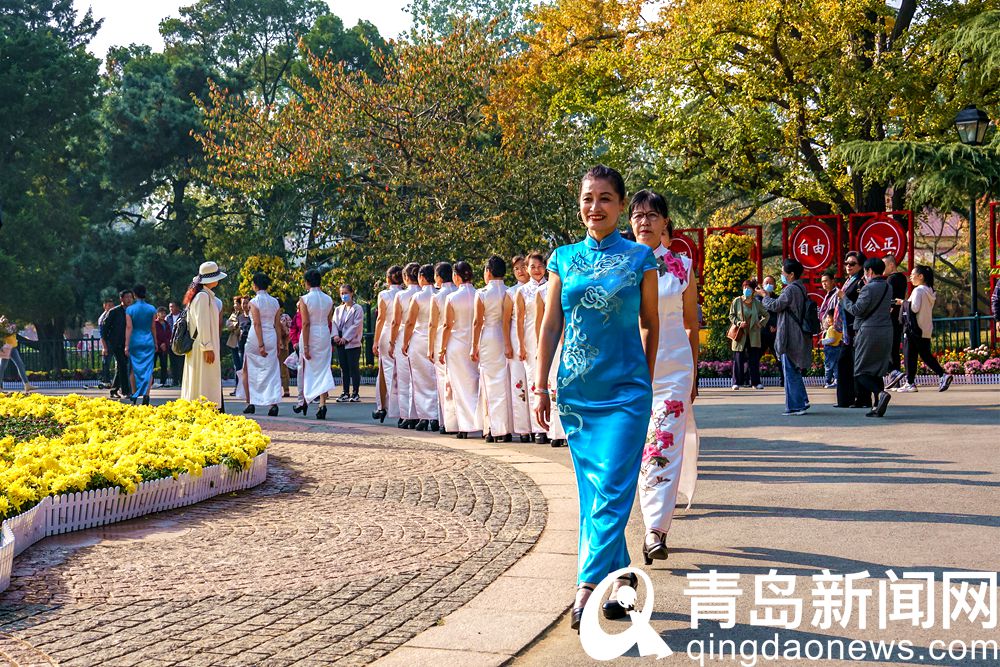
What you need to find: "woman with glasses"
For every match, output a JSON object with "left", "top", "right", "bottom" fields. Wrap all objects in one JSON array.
[
  {"left": 834, "top": 251, "right": 868, "bottom": 409},
  {"left": 625, "top": 189, "right": 701, "bottom": 574}
]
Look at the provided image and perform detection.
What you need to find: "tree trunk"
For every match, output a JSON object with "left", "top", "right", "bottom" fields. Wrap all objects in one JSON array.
[{"left": 35, "top": 316, "right": 67, "bottom": 372}]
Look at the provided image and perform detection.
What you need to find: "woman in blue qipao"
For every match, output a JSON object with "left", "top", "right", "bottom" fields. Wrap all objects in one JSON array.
[
  {"left": 534, "top": 165, "right": 660, "bottom": 630},
  {"left": 125, "top": 284, "right": 158, "bottom": 405}
]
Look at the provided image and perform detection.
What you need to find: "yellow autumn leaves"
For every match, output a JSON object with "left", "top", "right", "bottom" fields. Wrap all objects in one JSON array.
[{"left": 0, "top": 394, "right": 269, "bottom": 520}]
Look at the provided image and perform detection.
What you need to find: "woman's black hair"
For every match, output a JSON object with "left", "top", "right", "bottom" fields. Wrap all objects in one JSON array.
[
  {"left": 419, "top": 263, "right": 435, "bottom": 283},
  {"left": 582, "top": 165, "right": 626, "bottom": 200},
  {"left": 845, "top": 250, "right": 867, "bottom": 265},
  {"left": 628, "top": 189, "right": 674, "bottom": 237},
  {"left": 387, "top": 265, "right": 403, "bottom": 285},
  {"left": 741, "top": 279, "right": 758, "bottom": 290},
  {"left": 782, "top": 259, "right": 804, "bottom": 280},
  {"left": 863, "top": 257, "right": 886, "bottom": 276},
  {"left": 304, "top": 269, "right": 322, "bottom": 287},
  {"left": 486, "top": 255, "right": 506, "bottom": 278},
  {"left": 341, "top": 283, "right": 355, "bottom": 294},
  {"left": 132, "top": 285, "right": 147, "bottom": 300},
  {"left": 454, "top": 261, "right": 474, "bottom": 282},
  {"left": 913, "top": 264, "right": 934, "bottom": 289},
  {"left": 252, "top": 272, "right": 272, "bottom": 290},
  {"left": 434, "top": 262, "right": 453, "bottom": 283},
  {"left": 404, "top": 262, "right": 420, "bottom": 283}
]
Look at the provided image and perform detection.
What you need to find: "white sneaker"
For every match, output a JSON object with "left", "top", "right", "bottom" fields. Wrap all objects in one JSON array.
[
  {"left": 896, "top": 383, "right": 917, "bottom": 393},
  {"left": 823, "top": 383, "right": 835, "bottom": 389},
  {"left": 939, "top": 374, "right": 953, "bottom": 392},
  {"left": 732, "top": 385, "right": 739, "bottom": 391},
  {"left": 755, "top": 384, "right": 764, "bottom": 390}
]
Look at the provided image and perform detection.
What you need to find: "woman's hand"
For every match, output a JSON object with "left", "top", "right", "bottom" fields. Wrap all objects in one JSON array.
[
  {"left": 471, "top": 347, "right": 479, "bottom": 363},
  {"left": 303, "top": 346, "right": 311, "bottom": 361},
  {"left": 258, "top": 343, "right": 267, "bottom": 357},
  {"left": 534, "top": 391, "right": 551, "bottom": 431},
  {"left": 504, "top": 343, "right": 513, "bottom": 360},
  {"left": 372, "top": 342, "right": 379, "bottom": 357},
  {"left": 518, "top": 347, "right": 527, "bottom": 362},
  {"left": 124, "top": 347, "right": 129, "bottom": 357},
  {"left": 438, "top": 349, "right": 446, "bottom": 364},
  {"left": 402, "top": 343, "right": 409, "bottom": 357},
  {"left": 203, "top": 350, "right": 215, "bottom": 365}
]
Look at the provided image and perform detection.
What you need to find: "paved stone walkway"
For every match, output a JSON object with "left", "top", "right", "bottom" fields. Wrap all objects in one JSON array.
[{"left": 0, "top": 421, "right": 546, "bottom": 666}]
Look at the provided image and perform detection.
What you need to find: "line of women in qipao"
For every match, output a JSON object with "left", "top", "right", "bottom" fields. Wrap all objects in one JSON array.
[{"left": 373, "top": 165, "right": 702, "bottom": 631}]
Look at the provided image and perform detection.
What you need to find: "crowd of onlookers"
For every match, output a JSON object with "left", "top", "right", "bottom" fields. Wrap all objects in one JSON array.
[{"left": 727, "top": 252, "right": 966, "bottom": 418}]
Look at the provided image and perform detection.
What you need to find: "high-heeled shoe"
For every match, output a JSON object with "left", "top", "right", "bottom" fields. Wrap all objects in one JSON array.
[
  {"left": 406, "top": 419, "right": 418, "bottom": 429},
  {"left": 485, "top": 432, "right": 495, "bottom": 443},
  {"left": 243, "top": 405, "right": 256, "bottom": 414},
  {"left": 429, "top": 420, "right": 439, "bottom": 432},
  {"left": 267, "top": 405, "right": 279, "bottom": 417},
  {"left": 316, "top": 405, "right": 327, "bottom": 420},
  {"left": 550, "top": 439, "right": 566, "bottom": 448},
  {"left": 415, "top": 419, "right": 429, "bottom": 431},
  {"left": 292, "top": 402, "right": 308, "bottom": 416},
  {"left": 519, "top": 434, "right": 531, "bottom": 443},
  {"left": 642, "top": 530, "right": 668, "bottom": 565},
  {"left": 456, "top": 432, "right": 468, "bottom": 439},
  {"left": 372, "top": 408, "right": 387, "bottom": 422},
  {"left": 397, "top": 418, "right": 406, "bottom": 429},
  {"left": 533, "top": 433, "right": 549, "bottom": 444},
  {"left": 142, "top": 395, "right": 150, "bottom": 406},
  {"left": 602, "top": 573, "right": 638, "bottom": 620},
  {"left": 571, "top": 584, "right": 596, "bottom": 632}
]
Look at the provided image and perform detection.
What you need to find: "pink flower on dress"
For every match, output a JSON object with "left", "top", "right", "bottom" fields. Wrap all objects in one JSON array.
[
  {"left": 655, "top": 429, "right": 675, "bottom": 448},
  {"left": 643, "top": 441, "right": 664, "bottom": 463},
  {"left": 663, "top": 399, "right": 685, "bottom": 418},
  {"left": 661, "top": 252, "right": 688, "bottom": 283}
]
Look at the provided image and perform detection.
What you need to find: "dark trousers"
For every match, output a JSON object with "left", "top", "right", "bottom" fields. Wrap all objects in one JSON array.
[
  {"left": 156, "top": 350, "right": 170, "bottom": 384},
  {"left": 905, "top": 335, "right": 946, "bottom": 384},
  {"left": 855, "top": 373, "right": 884, "bottom": 408},
  {"left": 110, "top": 347, "right": 130, "bottom": 394},
  {"left": 169, "top": 352, "right": 183, "bottom": 386},
  {"left": 732, "top": 346, "right": 762, "bottom": 386},
  {"left": 100, "top": 352, "right": 113, "bottom": 384},
  {"left": 337, "top": 345, "right": 362, "bottom": 395},
  {"left": 889, "top": 321, "right": 903, "bottom": 373},
  {"left": 229, "top": 346, "right": 243, "bottom": 374},
  {"left": 835, "top": 344, "right": 862, "bottom": 407}
]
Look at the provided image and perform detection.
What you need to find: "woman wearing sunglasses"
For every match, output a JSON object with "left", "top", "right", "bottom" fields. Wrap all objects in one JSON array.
[{"left": 834, "top": 251, "right": 869, "bottom": 409}]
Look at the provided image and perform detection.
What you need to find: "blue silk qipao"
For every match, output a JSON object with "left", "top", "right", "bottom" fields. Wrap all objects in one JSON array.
[{"left": 547, "top": 229, "right": 657, "bottom": 584}]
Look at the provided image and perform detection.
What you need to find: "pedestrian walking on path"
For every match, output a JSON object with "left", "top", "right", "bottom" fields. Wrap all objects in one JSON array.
[
  {"left": 839, "top": 257, "right": 894, "bottom": 417},
  {"left": 759, "top": 259, "right": 813, "bottom": 416},
  {"left": 240, "top": 272, "right": 283, "bottom": 416},
  {"left": 294, "top": 269, "right": 336, "bottom": 420},
  {"left": 181, "top": 262, "right": 225, "bottom": 409},
  {"left": 124, "top": 284, "right": 157, "bottom": 404},
  {"left": 896, "top": 265, "right": 952, "bottom": 393},
  {"left": 533, "top": 165, "right": 659, "bottom": 631}
]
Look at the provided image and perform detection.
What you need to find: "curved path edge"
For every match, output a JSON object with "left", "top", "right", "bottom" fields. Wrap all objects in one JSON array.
[{"left": 338, "top": 421, "right": 579, "bottom": 667}]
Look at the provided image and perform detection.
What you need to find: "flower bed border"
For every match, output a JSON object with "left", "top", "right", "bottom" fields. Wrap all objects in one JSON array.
[
  {"left": 0, "top": 451, "right": 267, "bottom": 593},
  {"left": 697, "top": 374, "right": 1000, "bottom": 388}
]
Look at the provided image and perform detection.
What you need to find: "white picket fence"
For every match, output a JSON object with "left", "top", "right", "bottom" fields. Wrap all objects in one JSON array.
[
  {"left": 0, "top": 452, "right": 267, "bottom": 593},
  {"left": 697, "top": 373, "right": 1000, "bottom": 388}
]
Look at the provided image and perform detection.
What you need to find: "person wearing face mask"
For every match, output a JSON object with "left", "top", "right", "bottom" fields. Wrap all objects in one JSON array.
[
  {"left": 834, "top": 251, "right": 868, "bottom": 408},
  {"left": 506, "top": 256, "right": 532, "bottom": 442},
  {"left": 333, "top": 283, "right": 364, "bottom": 403},
  {"left": 516, "top": 252, "right": 550, "bottom": 444},
  {"left": 758, "top": 276, "right": 784, "bottom": 387},
  {"left": 896, "top": 265, "right": 952, "bottom": 393},
  {"left": 837, "top": 257, "right": 894, "bottom": 417},
  {"left": 402, "top": 265, "right": 439, "bottom": 430},
  {"left": 729, "top": 279, "right": 769, "bottom": 390},
  {"left": 758, "top": 260, "right": 813, "bottom": 416}
]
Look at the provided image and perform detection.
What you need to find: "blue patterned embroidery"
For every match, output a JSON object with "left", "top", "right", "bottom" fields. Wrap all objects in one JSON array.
[{"left": 556, "top": 402, "right": 583, "bottom": 436}]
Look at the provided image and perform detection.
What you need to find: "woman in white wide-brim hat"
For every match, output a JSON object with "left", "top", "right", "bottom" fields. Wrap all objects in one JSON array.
[{"left": 181, "top": 261, "right": 226, "bottom": 409}]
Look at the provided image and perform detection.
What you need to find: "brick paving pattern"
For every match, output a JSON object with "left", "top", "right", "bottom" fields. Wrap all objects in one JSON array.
[{"left": 0, "top": 422, "right": 546, "bottom": 666}]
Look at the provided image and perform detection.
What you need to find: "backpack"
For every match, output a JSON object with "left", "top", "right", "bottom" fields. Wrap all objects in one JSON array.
[
  {"left": 789, "top": 282, "right": 821, "bottom": 336},
  {"left": 170, "top": 307, "right": 197, "bottom": 355}
]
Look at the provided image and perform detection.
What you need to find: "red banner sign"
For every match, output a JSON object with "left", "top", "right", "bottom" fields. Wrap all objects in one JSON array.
[
  {"left": 782, "top": 215, "right": 844, "bottom": 278},
  {"left": 849, "top": 211, "right": 915, "bottom": 271}
]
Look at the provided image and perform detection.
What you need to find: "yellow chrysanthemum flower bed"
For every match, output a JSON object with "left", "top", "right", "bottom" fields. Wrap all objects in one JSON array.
[{"left": 0, "top": 394, "right": 269, "bottom": 520}]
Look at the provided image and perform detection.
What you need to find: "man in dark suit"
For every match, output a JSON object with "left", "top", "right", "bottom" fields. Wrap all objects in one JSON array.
[
  {"left": 883, "top": 254, "right": 908, "bottom": 387},
  {"left": 835, "top": 251, "right": 867, "bottom": 408},
  {"left": 100, "top": 289, "right": 134, "bottom": 398}
]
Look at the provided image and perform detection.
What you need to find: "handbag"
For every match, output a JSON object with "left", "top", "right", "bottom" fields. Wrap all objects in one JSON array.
[{"left": 727, "top": 323, "right": 744, "bottom": 342}]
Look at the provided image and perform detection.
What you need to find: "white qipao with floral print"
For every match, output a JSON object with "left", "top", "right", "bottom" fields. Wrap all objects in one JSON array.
[
  {"left": 639, "top": 246, "right": 700, "bottom": 537},
  {"left": 547, "top": 230, "right": 658, "bottom": 586}
]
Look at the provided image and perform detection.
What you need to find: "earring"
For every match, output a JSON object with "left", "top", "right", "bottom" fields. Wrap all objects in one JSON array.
[{"left": 577, "top": 211, "right": 585, "bottom": 223}]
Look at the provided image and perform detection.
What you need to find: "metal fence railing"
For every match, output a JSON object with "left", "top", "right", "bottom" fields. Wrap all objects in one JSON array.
[{"left": 929, "top": 316, "right": 997, "bottom": 353}]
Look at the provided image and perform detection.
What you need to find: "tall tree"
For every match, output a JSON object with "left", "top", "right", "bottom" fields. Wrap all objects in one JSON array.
[{"left": 0, "top": 0, "right": 102, "bottom": 365}]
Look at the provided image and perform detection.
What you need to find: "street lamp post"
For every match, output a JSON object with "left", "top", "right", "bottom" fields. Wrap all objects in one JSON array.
[{"left": 954, "top": 105, "right": 992, "bottom": 349}]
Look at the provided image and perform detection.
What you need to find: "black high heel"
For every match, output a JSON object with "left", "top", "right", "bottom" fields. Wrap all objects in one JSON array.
[
  {"left": 456, "top": 432, "right": 468, "bottom": 439},
  {"left": 372, "top": 408, "right": 387, "bottom": 422},
  {"left": 602, "top": 573, "right": 638, "bottom": 620},
  {"left": 485, "top": 432, "right": 495, "bottom": 443},
  {"left": 406, "top": 419, "right": 418, "bottom": 429},
  {"left": 243, "top": 404, "right": 255, "bottom": 414},
  {"left": 415, "top": 419, "right": 429, "bottom": 431},
  {"left": 292, "top": 402, "right": 308, "bottom": 416},
  {"left": 429, "top": 420, "right": 439, "bottom": 432},
  {"left": 142, "top": 395, "right": 150, "bottom": 406},
  {"left": 267, "top": 405, "right": 279, "bottom": 417},
  {"left": 642, "top": 530, "right": 668, "bottom": 565},
  {"left": 571, "top": 584, "right": 596, "bottom": 632},
  {"left": 316, "top": 405, "right": 327, "bottom": 420}
]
